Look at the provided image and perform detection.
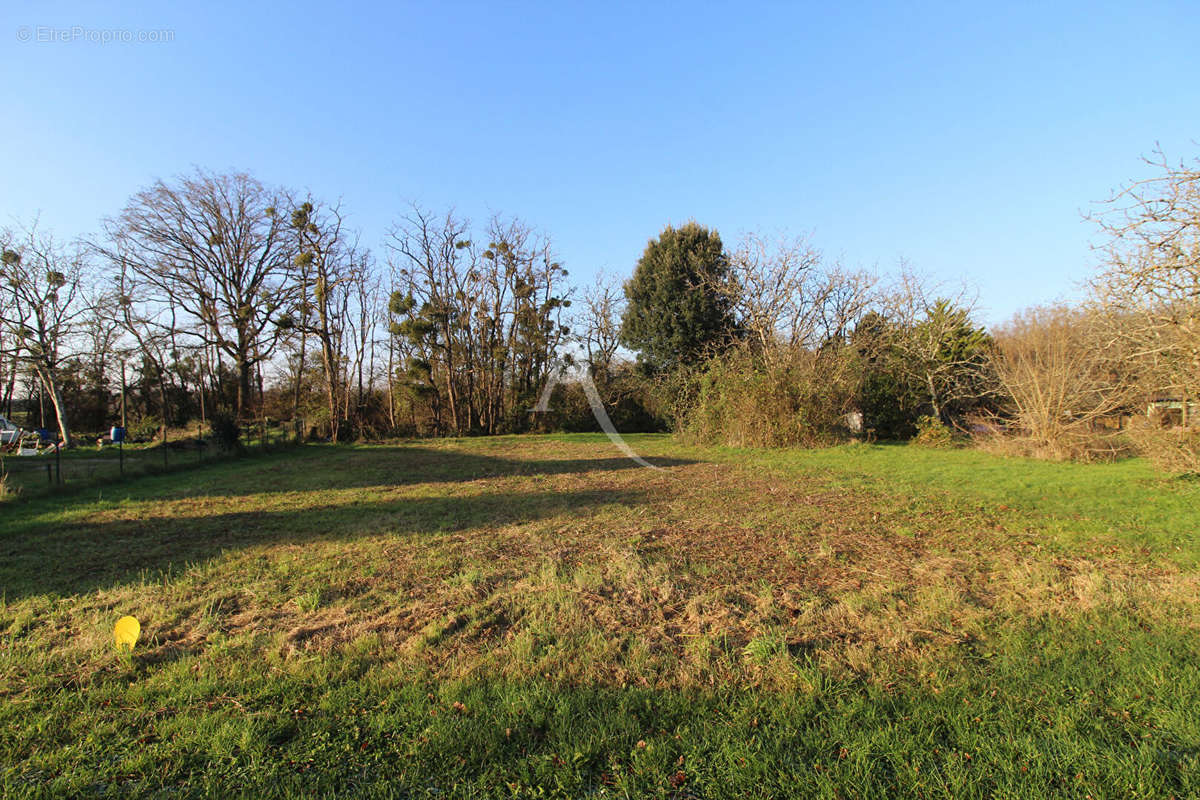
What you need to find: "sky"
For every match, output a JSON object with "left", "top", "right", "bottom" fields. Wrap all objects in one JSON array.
[{"left": 1, "top": 0, "right": 1198, "bottom": 326}]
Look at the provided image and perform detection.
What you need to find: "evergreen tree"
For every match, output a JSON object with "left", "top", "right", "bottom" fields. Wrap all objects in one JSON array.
[{"left": 619, "top": 222, "right": 736, "bottom": 373}]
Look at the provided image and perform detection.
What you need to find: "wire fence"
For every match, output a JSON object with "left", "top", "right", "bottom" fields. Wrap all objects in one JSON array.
[{"left": 0, "top": 421, "right": 306, "bottom": 501}]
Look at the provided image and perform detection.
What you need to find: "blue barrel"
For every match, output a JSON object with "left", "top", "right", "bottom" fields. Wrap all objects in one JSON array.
[{"left": 111, "top": 426, "right": 126, "bottom": 443}]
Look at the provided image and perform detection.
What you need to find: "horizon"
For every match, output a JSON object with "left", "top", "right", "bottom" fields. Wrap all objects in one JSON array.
[{"left": 2, "top": 1, "right": 1199, "bottom": 327}]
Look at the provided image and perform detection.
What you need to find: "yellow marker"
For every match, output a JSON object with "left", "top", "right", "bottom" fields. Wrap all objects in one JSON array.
[{"left": 113, "top": 616, "right": 140, "bottom": 651}]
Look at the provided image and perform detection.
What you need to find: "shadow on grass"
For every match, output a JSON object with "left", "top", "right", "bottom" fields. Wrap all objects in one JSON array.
[
  {"left": 2, "top": 486, "right": 645, "bottom": 600},
  {"left": 205, "top": 444, "right": 697, "bottom": 495},
  {"left": 2, "top": 444, "right": 694, "bottom": 600}
]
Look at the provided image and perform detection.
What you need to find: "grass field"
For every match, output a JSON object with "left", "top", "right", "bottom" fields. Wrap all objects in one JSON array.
[{"left": 3, "top": 434, "right": 1199, "bottom": 797}]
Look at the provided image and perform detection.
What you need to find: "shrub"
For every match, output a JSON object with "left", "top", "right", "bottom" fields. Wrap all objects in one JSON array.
[
  {"left": 1127, "top": 422, "right": 1200, "bottom": 475},
  {"left": 987, "top": 306, "right": 1139, "bottom": 462},
  {"left": 129, "top": 416, "right": 162, "bottom": 442},
  {"left": 208, "top": 412, "right": 242, "bottom": 453},
  {"left": 857, "top": 369, "right": 920, "bottom": 440},
  {"left": 541, "top": 368, "right": 667, "bottom": 434},
  {"left": 680, "top": 347, "right": 859, "bottom": 448},
  {"left": 912, "top": 415, "right": 953, "bottom": 448}
]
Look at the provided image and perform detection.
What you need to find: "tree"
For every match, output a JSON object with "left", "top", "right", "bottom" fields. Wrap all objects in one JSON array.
[
  {"left": 990, "top": 305, "right": 1139, "bottom": 460},
  {"left": 386, "top": 208, "right": 570, "bottom": 435},
  {"left": 851, "top": 310, "right": 921, "bottom": 438},
  {"left": 0, "top": 223, "right": 91, "bottom": 446},
  {"left": 713, "top": 231, "right": 875, "bottom": 361},
  {"left": 620, "top": 222, "right": 736, "bottom": 373},
  {"left": 576, "top": 270, "right": 624, "bottom": 385},
  {"left": 99, "top": 170, "right": 297, "bottom": 421},
  {"left": 1091, "top": 149, "right": 1200, "bottom": 423},
  {"left": 287, "top": 198, "right": 358, "bottom": 441},
  {"left": 876, "top": 268, "right": 996, "bottom": 428},
  {"left": 108, "top": 261, "right": 179, "bottom": 441}
]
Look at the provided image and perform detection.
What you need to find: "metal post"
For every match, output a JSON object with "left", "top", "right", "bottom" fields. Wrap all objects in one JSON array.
[
  {"left": 55, "top": 441, "right": 61, "bottom": 485},
  {"left": 119, "top": 440, "right": 124, "bottom": 477}
]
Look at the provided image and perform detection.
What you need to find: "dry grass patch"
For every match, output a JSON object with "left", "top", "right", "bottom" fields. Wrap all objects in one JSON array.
[{"left": 4, "top": 435, "right": 1198, "bottom": 697}]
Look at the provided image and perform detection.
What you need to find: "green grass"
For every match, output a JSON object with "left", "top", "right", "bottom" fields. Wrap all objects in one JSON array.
[
  {"left": 2, "top": 434, "right": 1199, "bottom": 797},
  {"left": 697, "top": 440, "right": 1200, "bottom": 563}
]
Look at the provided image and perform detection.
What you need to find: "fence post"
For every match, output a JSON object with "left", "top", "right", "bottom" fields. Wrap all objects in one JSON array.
[
  {"left": 55, "top": 443, "right": 61, "bottom": 485},
  {"left": 46, "top": 463, "right": 52, "bottom": 485}
]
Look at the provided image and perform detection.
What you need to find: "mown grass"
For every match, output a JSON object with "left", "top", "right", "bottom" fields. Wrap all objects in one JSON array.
[{"left": 2, "top": 434, "right": 1199, "bottom": 797}]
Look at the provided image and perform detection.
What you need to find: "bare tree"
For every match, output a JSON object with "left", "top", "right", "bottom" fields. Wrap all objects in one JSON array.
[
  {"left": 0, "top": 223, "right": 92, "bottom": 445},
  {"left": 287, "top": 198, "right": 361, "bottom": 440},
  {"left": 79, "top": 297, "right": 123, "bottom": 433},
  {"left": 108, "top": 260, "right": 180, "bottom": 441},
  {"left": 716, "top": 231, "right": 875, "bottom": 360},
  {"left": 576, "top": 270, "right": 625, "bottom": 383},
  {"left": 99, "top": 170, "right": 297, "bottom": 420},
  {"left": 386, "top": 207, "right": 569, "bottom": 435},
  {"left": 990, "top": 305, "right": 1139, "bottom": 459},
  {"left": 386, "top": 206, "right": 474, "bottom": 433},
  {"left": 1090, "top": 149, "right": 1200, "bottom": 423}
]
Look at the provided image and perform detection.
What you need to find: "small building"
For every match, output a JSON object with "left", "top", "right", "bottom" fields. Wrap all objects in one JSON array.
[{"left": 1148, "top": 397, "right": 1199, "bottom": 428}]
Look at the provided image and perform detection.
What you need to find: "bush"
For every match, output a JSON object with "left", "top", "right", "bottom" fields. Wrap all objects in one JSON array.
[
  {"left": 912, "top": 415, "right": 953, "bottom": 448},
  {"left": 1127, "top": 423, "right": 1200, "bottom": 474},
  {"left": 857, "top": 370, "right": 920, "bottom": 440},
  {"left": 987, "top": 306, "right": 1139, "bottom": 462},
  {"left": 540, "top": 368, "right": 666, "bottom": 434},
  {"left": 680, "top": 347, "right": 859, "bottom": 448},
  {"left": 208, "top": 412, "right": 242, "bottom": 453},
  {"left": 129, "top": 416, "right": 162, "bottom": 442}
]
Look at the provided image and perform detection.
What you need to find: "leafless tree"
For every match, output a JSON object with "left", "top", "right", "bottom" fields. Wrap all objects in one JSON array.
[
  {"left": 1090, "top": 148, "right": 1200, "bottom": 423},
  {"left": 990, "top": 305, "right": 1139, "bottom": 459},
  {"left": 98, "top": 170, "right": 298, "bottom": 420},
  {"left": 715, "top": 231, "right": 875, "bottom": 360},
  {"left": 0, "top": 223, "right": 92, "bottom": 445},
  {"left": 576, "top": 270, "right": 624, "bottom": 383},
  {"left": 107, "top": 260, "right": 180, "bottom": 441},
  {"left": 287, "top": 197, "right": 364, "bottom": 440},
  {"left": 386, "top": 207, "right": 569, "bottom": 435}
]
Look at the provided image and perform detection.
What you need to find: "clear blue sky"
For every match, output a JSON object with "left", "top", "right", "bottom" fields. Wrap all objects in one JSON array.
[{"left": 2, "top": 0, "right": 1197, "bottom": 325}]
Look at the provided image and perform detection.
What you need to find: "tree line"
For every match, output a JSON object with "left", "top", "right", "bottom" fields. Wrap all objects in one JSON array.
[
  {"left": 0, "top": 170, "right": 574, "bottom": 447},
  {"left": 1, "top": 154, "right": 1197, "bottom": 471}
]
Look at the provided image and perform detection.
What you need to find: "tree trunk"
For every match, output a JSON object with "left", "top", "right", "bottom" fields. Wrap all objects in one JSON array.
[
  {"left": 158, "top": 375, "right": 169, "bottom": 442},
  {"left": 386, "top": 338, "right": 396, "bottom": 429},
  {"left": 2, "top": 352, "right": 16, "bottom": 417},
  {"left": 237, "top": 356, "right": 252, "bottom": 423},
  {"left": 320, "top": 336, "right": 338, "bottom": 443},
  {"left": 40, "top": 367, "right": 72, "bottom": 447},
  {"left": 926, "top": 372, "right": 943, "bottom": 423},
  {"left": 294, "top": 328, "right": 307, "bottom": 419}
]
